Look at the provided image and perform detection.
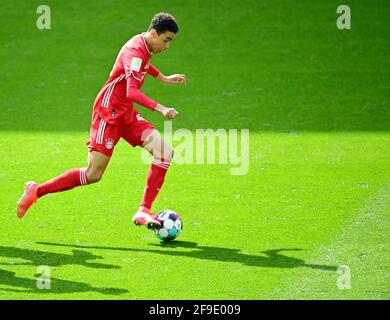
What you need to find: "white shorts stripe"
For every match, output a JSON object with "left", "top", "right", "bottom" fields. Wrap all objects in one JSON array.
[
  {"left": 101, "top": 121, "right": 107, "bottom": 144},
  {"left": 96, "top": 119, "right": 104, "bottom": 145},
  {"left": 96, "top": 119, "right": 106, "bottom": 145},
  {"left": 99, "top": 120, "right": 106, "bottom": 144}
]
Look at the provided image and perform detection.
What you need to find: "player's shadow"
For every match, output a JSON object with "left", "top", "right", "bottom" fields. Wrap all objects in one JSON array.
[
  {"left": 0, "top": 245, "right": 128, "bottom": 295},
  {"left": 0, "top": 245, "right": 119, "bottom": 269},
  {"left": 149, "top": 241, "right": 336, "bottom": 271},
  {"left": 0, "top": 268, "right": 128, "bottom": 295},
  {"left": 37, "top": 241, "right": 336, "bottom": 271}
]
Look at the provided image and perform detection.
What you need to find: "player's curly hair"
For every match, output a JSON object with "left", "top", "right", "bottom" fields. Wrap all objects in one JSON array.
[{"left": 148, "top": 12, "right": 179, "bottom": 35}]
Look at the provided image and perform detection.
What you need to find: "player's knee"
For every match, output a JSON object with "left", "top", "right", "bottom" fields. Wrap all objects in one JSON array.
[
  {"left": 88, "top": 175, "right": 102, "bottom": 184},
  {"left": 162, "top": 146, "right": 174, "bottom": 162},
  {"left": 86, "top": 170, "right": 104, "bottom": 184},
  {"left": 153, "top": 145, "right": 173, "bottom": 162}
]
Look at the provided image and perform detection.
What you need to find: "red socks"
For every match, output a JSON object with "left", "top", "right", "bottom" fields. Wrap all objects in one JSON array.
[
  {"left": 36, "top": 168, "right": 88, "bottom": 197},
  {"left": 141, "top": 158, "right": 171, "bottom": 210},
  {"left": 35, "top": 159, "right": 170, "bottom": 211}
]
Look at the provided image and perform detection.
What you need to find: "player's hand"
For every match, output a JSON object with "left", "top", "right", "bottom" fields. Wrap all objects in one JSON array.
[
  {"left": 164, "top": 74, "right": 187, "bottom": 85},
  {"left": 155, "top": 104, "right": 179, "bottom": 120},
  {"left": 163, "top": 107, "right": 179, "bottom": 120}
]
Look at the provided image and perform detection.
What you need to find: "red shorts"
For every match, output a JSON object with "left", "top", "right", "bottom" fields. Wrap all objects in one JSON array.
[{"left": 86, "top": 111, "right": 154, "bottom": 157}]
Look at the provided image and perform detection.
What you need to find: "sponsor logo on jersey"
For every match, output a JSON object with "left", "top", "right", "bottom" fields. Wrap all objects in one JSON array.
[{"left": 136, "top": 114, "right": 145, "bottom": 122}]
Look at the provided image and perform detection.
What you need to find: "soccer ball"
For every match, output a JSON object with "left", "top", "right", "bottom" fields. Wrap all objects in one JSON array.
[{"left": 154, "top": 210, "right": 183, "bottom": 241}]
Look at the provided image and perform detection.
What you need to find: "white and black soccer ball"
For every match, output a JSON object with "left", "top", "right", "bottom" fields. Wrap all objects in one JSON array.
[{"left": 154, "top": 210, "right": 183, "bottom": 241}]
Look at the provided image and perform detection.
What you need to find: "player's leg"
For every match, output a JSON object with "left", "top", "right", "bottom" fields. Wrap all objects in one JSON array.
[
  {"left": 138, "top": 129, "right": 174, "bottom": 213},
  {"left": 132, "top": 129, "right": 173, "bottom": 229},
  {"left": 85, "top": 151, "right": 110, "bottom": 183},
  {"left": 16, "top": 114, "right": 117, "bottom": 219},
  {"left": 38, "top": 151, "right": 110, "bottom": 195},
  {"left": 16, "top": 151, "right": 110, "bottom": 218},
  {"left": 122, "top": 112, "right": 173, "bottom": 229}
]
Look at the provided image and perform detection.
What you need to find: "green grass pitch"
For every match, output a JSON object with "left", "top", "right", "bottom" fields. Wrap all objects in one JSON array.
[{"left": 1, "top": 0, "right": 389, "bottom": 299}]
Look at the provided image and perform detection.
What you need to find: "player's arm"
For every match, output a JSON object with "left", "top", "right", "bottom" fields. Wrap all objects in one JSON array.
[
  {"left": 125, "top": 53, "right": 179, "bottom": 119},
  {"left": 126, "top": 75, "right": 179, "bottom": 120},
  {"left": 148, "top": 64, "right": 187, "bottom": 85},
  {"left": 157, "top": 72, "right": 187, "bottom": 85}
]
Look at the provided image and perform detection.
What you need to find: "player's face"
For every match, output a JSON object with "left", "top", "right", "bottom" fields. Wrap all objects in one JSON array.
[{"left": 151, "top": 31, "right": 176, "bottom": 53}]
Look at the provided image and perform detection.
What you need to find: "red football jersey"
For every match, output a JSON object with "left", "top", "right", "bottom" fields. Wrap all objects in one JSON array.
[{"left": 92, "top": 33, "right": 160, "bottom": 125}]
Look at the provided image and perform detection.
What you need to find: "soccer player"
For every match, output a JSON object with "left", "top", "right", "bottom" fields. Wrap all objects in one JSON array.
[{"left": 16, "top": 12, "right": 186, "bottom": 229}]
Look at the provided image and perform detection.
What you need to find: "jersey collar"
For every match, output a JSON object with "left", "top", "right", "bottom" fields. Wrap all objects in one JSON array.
[{"left": 141, "top": 32, "right": 153, "bottom": 55}]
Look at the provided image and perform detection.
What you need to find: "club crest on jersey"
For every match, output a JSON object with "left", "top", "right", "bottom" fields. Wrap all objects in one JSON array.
[{"left": 105, "top": 138, "right": 114, "bottom": 149}]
